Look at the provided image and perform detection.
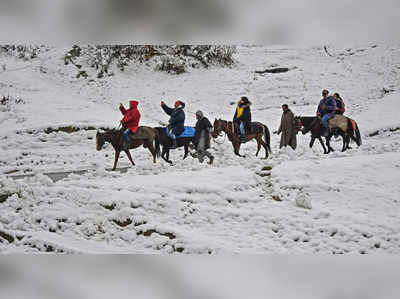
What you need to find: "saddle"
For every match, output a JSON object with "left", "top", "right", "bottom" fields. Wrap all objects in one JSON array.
[
  {"left": 127, "top": 126, "right": 155, "bottom": 140},
  {"left": 234, "top": 122, "right": 263, "bottom": 136},
  {"left": 328, "top": 115, "right": 348, "bottom": 132},
  {"left": 166, "top": 126, "right": 195, "bottom": 138}
]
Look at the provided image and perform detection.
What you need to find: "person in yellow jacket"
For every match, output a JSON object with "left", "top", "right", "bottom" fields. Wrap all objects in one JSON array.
[{"left": 233, "top": 96, "right": 252, "bottom": 143}]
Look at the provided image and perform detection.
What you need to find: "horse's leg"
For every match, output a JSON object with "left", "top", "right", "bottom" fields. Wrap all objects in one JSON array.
[
  {"left": 329, "top": 136, "right": 335, "bottom": 152},
  {"left": 318, "top": 137, "right": 328, "bottom": 154},
  {"left": 255, "top": 136, "right": 261, "bottom": 157},
  {"left": 183, "top": 143, "right": 189, "bottom": 160},
  {"left": 309, "top": 137, "right": 315, "bottom": 148},
  {"left": 341, "top": 133, "right": 347, "bottom": 152},
  {"left": 143, "top": 140, "right": 157, "bottom": 163},
  {"left": 166, "top": 148, "right": 172, "bottom": 164},
  {"left": 348, "top": 130, "right": 358, "bottom": 146},
  {"left": 112, "top": 150, "right": 121, "bottom": 170},
  {"left": 234, "top": 142, "right": 245, "bottom": 158},
  {"left": 325, "top": 136, "right": 334, "bottom": 153},
  {"left": 146, "top": 140, "right": 157, "bottom": 163},
  {"left": 124, "top": 150, "right": 136, "bottom": 166},
  {"left": 161, "top": 146, "right": 171, "bottom": 164},
  {"left": 346, "top": 133, "right": 352, "bottom": 150},
  {"left": 260, "top": 138, "right": 269, "bottom": 159}
]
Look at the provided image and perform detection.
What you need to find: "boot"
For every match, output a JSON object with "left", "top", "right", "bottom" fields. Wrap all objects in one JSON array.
[
  {"left": 208, "top": 156, "right": 214, "bottom": 165},
  {"left": 122, "top": 140, "right": 130, "bottom": 150},
  {"left": 171, "top": 138, "right": 177, "bottom": 149},
  {"left": 323, "top": 127, "right": 330, "bottom": 137}
]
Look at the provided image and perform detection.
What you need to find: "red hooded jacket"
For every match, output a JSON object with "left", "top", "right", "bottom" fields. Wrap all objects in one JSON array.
[{"left": 120, "top": 100, "right": 140, "bottom": 133}]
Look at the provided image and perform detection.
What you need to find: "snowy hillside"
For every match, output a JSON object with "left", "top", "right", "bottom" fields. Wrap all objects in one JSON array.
[{"left": 1, "top": 45, "right": 400, "bottom": 253}]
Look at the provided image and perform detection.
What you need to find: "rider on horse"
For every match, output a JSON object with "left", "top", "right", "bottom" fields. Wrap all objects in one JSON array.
[
  {"left": 333, "top": 92, "right": 345, "bottom": 115},
  {"left": 317, "top": 89, "right": 336, "bottom": 136},
  {"left": 161, "top": 100, "right": 186, "bottom": 149},
  {"left": 119, "top": 100, "right": 141, "bottom": 150},
  {"left": 233, "top": 96, "right": 252, "bottom": 143}
]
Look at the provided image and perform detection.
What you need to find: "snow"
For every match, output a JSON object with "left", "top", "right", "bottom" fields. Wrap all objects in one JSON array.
[{"left": 1, "top": 45, "right": 400, "bottom": 254}]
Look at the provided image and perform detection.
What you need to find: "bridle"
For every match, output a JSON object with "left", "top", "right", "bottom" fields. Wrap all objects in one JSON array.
[{"left": 212, "top": 120, "right": 228, "bottom": 145}]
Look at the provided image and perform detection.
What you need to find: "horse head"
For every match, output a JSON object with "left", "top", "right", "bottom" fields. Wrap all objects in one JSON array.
[
  {"left": 293, "top": 116, "right": 304, "bottom": 134},
  {"left": 212, "top": 119, "right": 224, "bottom": 138}
]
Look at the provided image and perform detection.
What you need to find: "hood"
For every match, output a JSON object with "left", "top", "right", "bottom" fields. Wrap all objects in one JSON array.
[
  {"left": 238, "top": 100, "right": 252, "bottom": 107},
  {"left": 129, "top": 100, "right": 139, "bottom": 109},
  {"left": 175, "top": 101, "right": 185, "bottom": 109}
]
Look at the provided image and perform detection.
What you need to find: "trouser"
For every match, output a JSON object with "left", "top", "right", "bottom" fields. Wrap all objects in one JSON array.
[
  {"left": 123, "top": 129, "right": 132, "bottom": 143},
  {"left": 195, "top": 133, "right": 213, "bottom": 162},
  {"left": 321, "top": 112, "right": 335, "bottom": 128},
  {"left": 239, "top": 122, "right": 245, "bottom": 136},
  {"left": 170, "top": 128, "right": 177, "bottom": 142}
]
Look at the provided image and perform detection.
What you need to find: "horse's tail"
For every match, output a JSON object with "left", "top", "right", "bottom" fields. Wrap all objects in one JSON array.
[
  {"left": 347, "top": 118, "right": 362, "bottom": 146},
  {"left": 263, "top": 125, "right": 272, "bottom": 154},
  {"left": 154, "top": 128, "right": 161, "bottom": 157},
  {"left": 354, "top": 121, "right": 362, "bottom": 146}
]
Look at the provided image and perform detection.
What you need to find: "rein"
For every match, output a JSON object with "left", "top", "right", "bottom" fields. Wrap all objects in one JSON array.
[
  {"left": 213, "top": 131, "right": 227, "bottom": 145},
  {"left": 212, "top": 120, "right": 231, "bottom": 145}
]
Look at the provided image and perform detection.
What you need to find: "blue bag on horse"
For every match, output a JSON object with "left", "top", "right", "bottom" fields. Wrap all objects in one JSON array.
[{"left": 166, "top": 126, "right": 195, "bottom": 138}]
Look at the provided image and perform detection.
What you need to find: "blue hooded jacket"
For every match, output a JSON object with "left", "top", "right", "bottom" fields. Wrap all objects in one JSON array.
[
  {"left": 161, "top": 102, "right": 185, "bottom": 136},
  {"left": 317, "top": 96, "right": 337, "bottom": 116}
]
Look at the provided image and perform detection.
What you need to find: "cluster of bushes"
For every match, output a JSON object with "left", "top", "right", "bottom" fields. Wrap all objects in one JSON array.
[
  {"left": 1, "top": 95, "right": 25, "bottom": 112},
  {"left": 64, "top": 45, "right": 236, "bottom": 78},
  {"left": 0, "top": 45, "right": 50, "bottom": 61}
]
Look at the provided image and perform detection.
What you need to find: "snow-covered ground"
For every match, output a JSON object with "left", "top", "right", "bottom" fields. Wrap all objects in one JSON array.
[{"left": 1, "top": 45, "right": 400, "bottom": 253}]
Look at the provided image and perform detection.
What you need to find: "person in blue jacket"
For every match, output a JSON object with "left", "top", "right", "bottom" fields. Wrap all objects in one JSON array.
[
  {"left": 160, "top": 100, "right": 185, "bottom": 148},
  {"left": 317, "top": 89, "right": 337, "bottom": 136}
]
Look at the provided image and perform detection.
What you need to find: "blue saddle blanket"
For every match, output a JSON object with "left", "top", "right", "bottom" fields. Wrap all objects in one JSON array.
[{"left": 166, "top": 126, "right": 195, "bottom": 138}]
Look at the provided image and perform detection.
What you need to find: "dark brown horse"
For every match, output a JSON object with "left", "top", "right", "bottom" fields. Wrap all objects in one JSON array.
[
  {"left": 211, "top": 119, "right": 271, "bottom": 158},
  {"left": 153, "top": 127, "right": 194, "bottom": 164},
  {"left": 294, "top": 116, "right": 361, "bottom": 154},
  {"left": 96, "top": 127, "right": 157, "bottom": 170}
]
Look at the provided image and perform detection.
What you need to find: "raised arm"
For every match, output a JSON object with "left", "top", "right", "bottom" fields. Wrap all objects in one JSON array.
[
  {"left": 119, "top": 104, "right": 127, "bottom": 115},
  {"left": 161, "top": 103, "right": 173, "bottom": 115}
]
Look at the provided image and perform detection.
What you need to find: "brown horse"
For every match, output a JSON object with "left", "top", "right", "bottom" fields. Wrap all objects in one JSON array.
[
  {"left": 211, "top": 119, "right": 271, "bottom": 158},
  {"left": 96, "top": 127, "right": 157, "bottom": 170}
]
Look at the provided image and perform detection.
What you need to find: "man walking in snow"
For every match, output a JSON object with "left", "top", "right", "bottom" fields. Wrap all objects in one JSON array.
[
  {"left": 276, "top": 104, "right": 297, "bottom": 150},
  {"left": 192, "top": 110, "right": 214, "bottom": 164}
]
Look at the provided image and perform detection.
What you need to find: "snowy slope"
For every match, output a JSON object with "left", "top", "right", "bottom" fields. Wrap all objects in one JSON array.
[{"left": 1, "top": 45, "right": 400, "bottom": 253}]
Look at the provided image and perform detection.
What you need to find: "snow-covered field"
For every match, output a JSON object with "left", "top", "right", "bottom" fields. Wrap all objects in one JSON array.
[{"left": 1, "top": 45, "right": 400, "bottom": 253}]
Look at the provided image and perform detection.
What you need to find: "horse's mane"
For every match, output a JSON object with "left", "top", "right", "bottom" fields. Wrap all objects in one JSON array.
[
  {"left": 100, "top": 128, "right": 122, "bottom": 134},
  {"left": 298, "top": 116, "right": 317, "bottom": 127}
]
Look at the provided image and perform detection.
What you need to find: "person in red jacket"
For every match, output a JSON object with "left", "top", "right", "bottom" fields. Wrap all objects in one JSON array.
[
  {"left": 333, "top": 93, "right": 345, "bottom": 115},
  {"left": 119, "top": 100, "right": 141, "bottom": 150}
]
